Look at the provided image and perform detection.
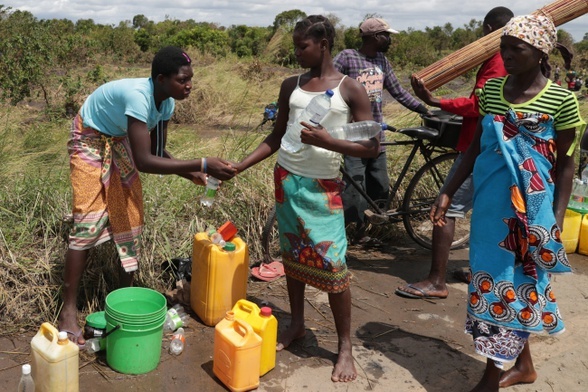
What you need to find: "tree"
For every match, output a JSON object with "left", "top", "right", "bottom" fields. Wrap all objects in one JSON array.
[
  {"left": 228, "top": 25, "right": 270, "bottom": 57},
  {"left": 0, "top": 9, "right": 52, "bottom": 105},
  {"left": 168, "top": 25, "right": 230, "bottom": 56},
  {"left": 272, "top": 9, "right": 306, "bottom": 32},
  {"left": 132, "top": 14, "right": 149, "bottom": 29}
]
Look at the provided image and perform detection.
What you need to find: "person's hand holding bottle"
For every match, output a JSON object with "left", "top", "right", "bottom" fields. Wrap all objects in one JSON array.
[{"left": 204, "top": 157, "right": 238, "bottom": 181}]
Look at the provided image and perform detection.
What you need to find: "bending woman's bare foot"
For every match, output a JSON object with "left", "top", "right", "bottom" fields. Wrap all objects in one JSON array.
[
  {"left": 276, "top": 324, "right": 306, "bottom": 351},
  {"left": 499, "top": 365, "right": 537, "bottom": 388},
  {"left": 57, "top": 308, "right": 85, "bottom": 346},
  {"left": 331, "top": 342, "right": 356, "bottom": 382}
]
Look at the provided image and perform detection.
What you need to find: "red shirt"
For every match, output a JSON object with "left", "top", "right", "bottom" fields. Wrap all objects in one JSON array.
[{"left": 439, "top": 52, "right": 507, "bottom": 152}]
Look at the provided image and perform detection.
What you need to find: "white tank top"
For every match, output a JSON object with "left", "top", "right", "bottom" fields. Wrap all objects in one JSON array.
[{"left": 277, "top": 76, "right": 351, "bottom": 179}]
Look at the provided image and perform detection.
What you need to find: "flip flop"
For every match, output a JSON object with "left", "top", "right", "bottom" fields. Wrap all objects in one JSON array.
[
  {"left": 251, "top": 261, "right": 285, "bottom": 282},
  {"left": 61, "top": 329, "right": 86, "bottom": 349},
  {"left": 394, "top": 284, "right": 447, "bottom": 300}
]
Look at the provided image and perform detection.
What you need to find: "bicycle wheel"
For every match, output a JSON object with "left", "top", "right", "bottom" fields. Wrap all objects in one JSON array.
[
  {"left": 402, "top": 153, "right": 470, "bottom": 250},
  {"left": 261, "top": 205, "right": 281, "bottom": 264}
]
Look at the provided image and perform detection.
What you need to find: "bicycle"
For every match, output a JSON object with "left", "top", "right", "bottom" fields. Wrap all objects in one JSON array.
[
  {"left": 255, "top": 101, "right": 278, "bottom": 132},
  {"left": 261, "top": 111, "right": 471, "bottom": 263}
]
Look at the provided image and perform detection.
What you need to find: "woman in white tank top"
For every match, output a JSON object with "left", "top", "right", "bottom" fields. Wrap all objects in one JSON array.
[{"left": 235, "top": 15, "right": 378, "bottom": 383}]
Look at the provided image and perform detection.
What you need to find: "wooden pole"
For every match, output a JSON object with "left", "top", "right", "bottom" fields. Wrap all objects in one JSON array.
[{"left": 412, "top": 0, "right": 588, "bottom": 91}]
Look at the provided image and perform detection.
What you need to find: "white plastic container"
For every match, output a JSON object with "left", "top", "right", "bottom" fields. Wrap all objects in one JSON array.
[
  {"left": 31, "top": 323, "right": 79, "bottom": 392},
  {"left": 281, "top": 89, "right": 334, "bottom": 153}
]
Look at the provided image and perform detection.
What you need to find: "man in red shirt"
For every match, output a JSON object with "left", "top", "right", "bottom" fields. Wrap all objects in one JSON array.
[{"left": 395, "top": 7, "right": 514, "bottom": 299}]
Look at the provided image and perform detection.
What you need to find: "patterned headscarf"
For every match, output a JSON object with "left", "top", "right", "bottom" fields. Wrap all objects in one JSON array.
[{"left": 502, "top": 14, "right": 557, "bottom": 54}]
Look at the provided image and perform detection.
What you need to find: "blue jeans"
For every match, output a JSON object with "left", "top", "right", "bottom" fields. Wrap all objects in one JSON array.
[
  {"left": 439, "top": 153, "right": 473, "bottom": 218},
  {"left": 342, "top": 152, "right": 389, "bottom": 226}
]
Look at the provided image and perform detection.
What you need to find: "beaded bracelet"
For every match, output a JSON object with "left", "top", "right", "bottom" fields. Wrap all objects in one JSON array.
[{"left": 201, "top": 157, "right": 207, "bottom": 173}]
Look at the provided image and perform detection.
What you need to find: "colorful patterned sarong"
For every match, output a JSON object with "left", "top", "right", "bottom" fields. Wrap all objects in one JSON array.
[
  {"left": 274, "top": 164, "right": 350, "bottom": 293},
  {"left": 467, "top": 109, "right": 570, "bottom": 363},
  {"left": 68, "top": 114, "right": 143, "bottom": 272}
]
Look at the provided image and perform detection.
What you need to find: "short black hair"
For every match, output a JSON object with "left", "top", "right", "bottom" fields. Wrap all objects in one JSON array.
[
  {"left": 151, "top": 46, "right": 191, "bottom": 79},
  {"left": 293, "top": 15, "right": 336, "bottom": 53},
  {"left": 484, "top": 7, "right": 514, "bottom": 30}
]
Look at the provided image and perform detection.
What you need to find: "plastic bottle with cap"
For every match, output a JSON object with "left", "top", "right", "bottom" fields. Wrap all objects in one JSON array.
[
  {"left": 169, "top": 327, "right": 186, "bottom": 355},
  {"left": 328, "top": 120, "right": 383, "bottom": 141},
  {"left": 281, "top": 89, "right": 334, "bottom": 153},
  {"left": 18, "top": 364, "right": 35, "bottom": 392},
  {"left": 201, "top": 177, "right": 220, "bottom": 207}
]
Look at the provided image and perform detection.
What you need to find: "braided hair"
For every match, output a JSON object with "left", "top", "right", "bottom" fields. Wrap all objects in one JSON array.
[
  {"left": 293, "top": 15, "right": 336, "bottom": 52},
  {"left": 151, "top": 46, "right": 192, "bottom": 79}
]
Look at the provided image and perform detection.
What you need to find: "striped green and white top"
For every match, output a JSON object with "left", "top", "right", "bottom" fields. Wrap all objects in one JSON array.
[{"left": 479, "top": 77, "right": 585, "bottom": 132}]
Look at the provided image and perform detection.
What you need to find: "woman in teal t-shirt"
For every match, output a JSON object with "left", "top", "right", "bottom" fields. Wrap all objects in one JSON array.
[{"left": 59, "top": 46, "right": 237, "bottom": 346}]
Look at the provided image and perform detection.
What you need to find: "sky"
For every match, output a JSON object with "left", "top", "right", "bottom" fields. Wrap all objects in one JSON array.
[{"left": 5, "top": 0, "right": 588, "bottom": 42}]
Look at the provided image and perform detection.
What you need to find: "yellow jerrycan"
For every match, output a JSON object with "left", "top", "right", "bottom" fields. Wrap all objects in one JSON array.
[
  {"left": 231, "top": 299, "right": 277, "bottom": 376},
  {"left": 213, "top": 312, "right": 262, "bottom": 392},
  {"left": 191, "top": 232, "right": 249, "bottom": 326},
  {"left": 578, "top": 214, "right": 588, "bottom": 255},
  {"left": 30, "top": 322, "right": 79, "bottom": 392}
]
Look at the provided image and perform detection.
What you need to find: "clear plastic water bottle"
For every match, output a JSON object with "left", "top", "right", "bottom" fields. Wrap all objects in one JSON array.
[
  {"left": 164, "top": 304, "right": 190, "bottom": 331},
  {"left": 569, "top": 178, "right": 586, "bottom": 211},
  {"left": 210, "top": 232, "right": 226, "bottom": 247},
  {"left": 85, "top": 337, "right": 105, "bottom": 353},
  {"left": 18, "top": 364, "right": 35, "bottom": 392},
  {"left": 328, "top": 120, "right": 383, "bottom": 141},
  {"left": 169, "top": 327, "right": 185, "bottom": 355},
  {"left": 281, "top": 89, "right": 334, "bottom": 153},
  {"left": 581, "top": 161, "right": 588, "bottom": 181},
  {"left": 201, "top": 177, "right": 220, "bottom": 207},
  {"left": 580, "top": 179, "right": 588, "bottom": 213}
]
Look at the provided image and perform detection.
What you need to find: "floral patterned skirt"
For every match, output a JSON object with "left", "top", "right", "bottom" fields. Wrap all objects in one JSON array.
[
  {"left": 68, "top": 114, "right": 144, "bottom": 272},
  {"left": 273, "top": 164, "right": 350, "bottom": 293}
]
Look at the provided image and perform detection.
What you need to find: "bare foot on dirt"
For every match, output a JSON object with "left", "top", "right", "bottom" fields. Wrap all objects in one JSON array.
[
  {"left": 58, "top": 308, "right": 85, "bottom": 346},
  {"left": 331, "top": 343, "right": 356, "bottom": 382},
  {"left": 499, "top": 366, "right": 537, "bottom": 388},
  {"left": 276, "top": 324, "right": 306, "bottom": 351},
  {"left": 395, "top": 280, "right": 449, "bottom": 299}
]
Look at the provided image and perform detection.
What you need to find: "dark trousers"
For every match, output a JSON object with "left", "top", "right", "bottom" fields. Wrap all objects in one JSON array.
[{"left": 342, "top": 152, "right": 389, "bottom": 227}]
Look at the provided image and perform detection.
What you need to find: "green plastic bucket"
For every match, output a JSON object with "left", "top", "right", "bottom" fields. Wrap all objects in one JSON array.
[{"left": 104, "top": 287, "right": 167, "bottom": 374}]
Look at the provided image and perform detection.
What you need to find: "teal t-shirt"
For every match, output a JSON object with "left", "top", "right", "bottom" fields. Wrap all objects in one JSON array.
[{"left": 80, "top": 78, "right": 175, "bottom": 136}]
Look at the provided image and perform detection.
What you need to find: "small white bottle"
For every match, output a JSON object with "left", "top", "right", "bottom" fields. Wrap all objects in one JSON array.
[
  {"left": 329, "top": 120, "right": 383, "bottom": 141},
  {"left": 18, "top": 364, "right": 35, "bottom": 392},
  {"left": 281, "top": 90, "right": 334, "bottom": 153},
  {"left": 169, "top": 327, "right": 185, "bottom": 355},
  {"left": 201, "top": 177, "right": 220, "bottom": 207}
]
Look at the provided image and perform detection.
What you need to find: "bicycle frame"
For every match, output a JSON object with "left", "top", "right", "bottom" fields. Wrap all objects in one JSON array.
[{"left": 339, "top": 126, "right": 451, "bottom": 222}]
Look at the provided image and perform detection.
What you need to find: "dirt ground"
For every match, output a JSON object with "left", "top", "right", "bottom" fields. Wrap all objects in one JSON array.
[{"left": 1, "top": 239, "right": 588, "bottom": 392}]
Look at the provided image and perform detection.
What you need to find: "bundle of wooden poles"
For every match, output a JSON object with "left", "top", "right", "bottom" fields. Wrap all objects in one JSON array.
[{"left": 412, "top": 0, "right": 588, "bottom": 91}]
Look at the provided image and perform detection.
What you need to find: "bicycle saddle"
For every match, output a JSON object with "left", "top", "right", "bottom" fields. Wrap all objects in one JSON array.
[{"left": 396, "top": 126, "right": 439, "bottom": 140}]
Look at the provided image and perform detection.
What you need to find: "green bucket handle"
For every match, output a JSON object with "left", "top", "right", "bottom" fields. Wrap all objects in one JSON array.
[{"left": 102, "top": 324, "right": 121, "bottom": 339}]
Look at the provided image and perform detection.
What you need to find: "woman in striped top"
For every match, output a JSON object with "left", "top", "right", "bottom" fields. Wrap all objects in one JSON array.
[{"left": 430, "top": 15, "right": 585, "bottom": 392}]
